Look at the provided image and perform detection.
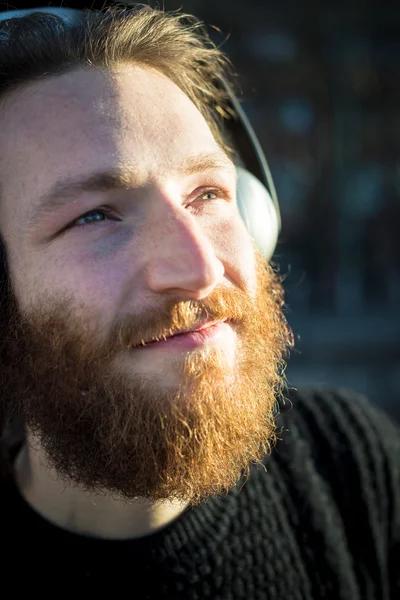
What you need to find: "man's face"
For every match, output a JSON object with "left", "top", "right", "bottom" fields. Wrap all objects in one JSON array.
[{"left": 0, "top": 65, "right": 290, "bottom": 504}]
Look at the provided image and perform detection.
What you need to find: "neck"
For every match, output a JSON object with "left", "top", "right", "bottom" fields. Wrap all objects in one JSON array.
[{"left": 13, "top": 433, "right": 189, "bottom": 540}]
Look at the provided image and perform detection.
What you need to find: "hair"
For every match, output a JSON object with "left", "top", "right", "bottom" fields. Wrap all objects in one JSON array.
[{"left": 0, "top": 2, "right": 237, "bottom": 304}]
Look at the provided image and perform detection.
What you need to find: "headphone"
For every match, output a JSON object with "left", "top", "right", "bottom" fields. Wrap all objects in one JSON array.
[{"left": 0, "top": 6, "right": 281, "bottom": 261}]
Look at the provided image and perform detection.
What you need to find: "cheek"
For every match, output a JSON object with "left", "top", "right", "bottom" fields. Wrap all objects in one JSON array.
[
  {"left": 9, "top": 246, "right": 133, "bottom": 314},
  {"left": 211, "top": 215, "right": 257, "bottom": 295}
]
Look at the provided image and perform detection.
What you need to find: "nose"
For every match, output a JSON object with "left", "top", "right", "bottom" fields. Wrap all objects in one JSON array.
[{"left": 143, "top": 202, "right": 224, "bottom": 299}]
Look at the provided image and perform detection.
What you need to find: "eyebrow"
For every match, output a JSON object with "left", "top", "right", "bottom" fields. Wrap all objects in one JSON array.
[{"left": 27, "top": 151, "right": 236, "bottom": 227}]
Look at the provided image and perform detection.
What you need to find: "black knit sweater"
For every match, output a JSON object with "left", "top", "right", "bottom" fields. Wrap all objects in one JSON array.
[{"left": 1, "top": 386, "right": 399, "bottom": 598}]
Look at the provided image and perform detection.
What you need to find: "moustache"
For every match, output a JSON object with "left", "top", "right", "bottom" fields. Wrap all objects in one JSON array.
[{"left": 109, "top": 286, "right": 252, "bottom": 352}]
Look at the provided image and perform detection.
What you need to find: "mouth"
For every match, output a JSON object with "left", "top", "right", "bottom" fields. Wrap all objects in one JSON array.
[{"left": 131, "top": 318, "right": 229, "bottom": 349}]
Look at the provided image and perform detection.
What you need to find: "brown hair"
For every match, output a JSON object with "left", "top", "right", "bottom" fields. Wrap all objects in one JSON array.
[{"left": 0, "top": 4, "right": 235, "bottom": 146}]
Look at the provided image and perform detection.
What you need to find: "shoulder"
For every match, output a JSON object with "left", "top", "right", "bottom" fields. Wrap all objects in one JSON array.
[
  {"left": 278, "top": 385, "right": 400, "bottom": 476},
  {"left": 277, "top": 386, "right": 400, "bottom": 595},
  {"left": 276, "top": 385, "right": 399, "bottom": 541},
  {"left": 281, "top": 385, "right": 399, "bottom": 461}
]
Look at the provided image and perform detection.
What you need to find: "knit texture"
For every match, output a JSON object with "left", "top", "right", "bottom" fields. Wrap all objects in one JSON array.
[{"left": 1, "top": 386, "right": 399, "bottom": 598}]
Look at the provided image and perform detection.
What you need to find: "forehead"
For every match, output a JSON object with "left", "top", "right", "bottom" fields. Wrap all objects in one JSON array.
[{"left": 0, "top": 64, "right": 220, "bottom": 222}]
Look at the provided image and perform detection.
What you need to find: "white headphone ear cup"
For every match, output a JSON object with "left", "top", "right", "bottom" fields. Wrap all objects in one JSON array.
[{"left": 236, "top": 166, "right": 280, "bottom": 261}]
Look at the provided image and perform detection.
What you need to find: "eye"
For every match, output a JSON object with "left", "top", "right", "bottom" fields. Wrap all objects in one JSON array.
[
  {"left": 196, "top": 188, "right": 227, "bottom": 201},
  {"left": 72, "top": 207, "right": 115, "bottom": 228},
  {"left": 197, "top": 190, "right": 219, "bottom": 201},
  {"left": 190, "top": 187, "right": 232, "bottom": 215}
]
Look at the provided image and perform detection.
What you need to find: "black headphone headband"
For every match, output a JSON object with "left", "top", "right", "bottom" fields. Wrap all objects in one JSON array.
[{"left": 222, "top": 82, "right": 280, "bottom": 227}]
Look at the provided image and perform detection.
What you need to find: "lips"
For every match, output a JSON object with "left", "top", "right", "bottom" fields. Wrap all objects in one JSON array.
[
  {"left": 133, "top": 318, "right": 228, "bottom": 348},
  {"left": 181, "top": 318, "right": 227, "bottom": 336}
]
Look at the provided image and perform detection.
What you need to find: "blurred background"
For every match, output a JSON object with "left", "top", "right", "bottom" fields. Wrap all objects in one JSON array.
[{"left": 3, "top": 0, "right": 400, "bottom": 422}]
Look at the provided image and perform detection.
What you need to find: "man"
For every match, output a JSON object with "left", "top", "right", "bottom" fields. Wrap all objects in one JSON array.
[{"left": 0, "top": 5, "right": 398, "bottom": 597}]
